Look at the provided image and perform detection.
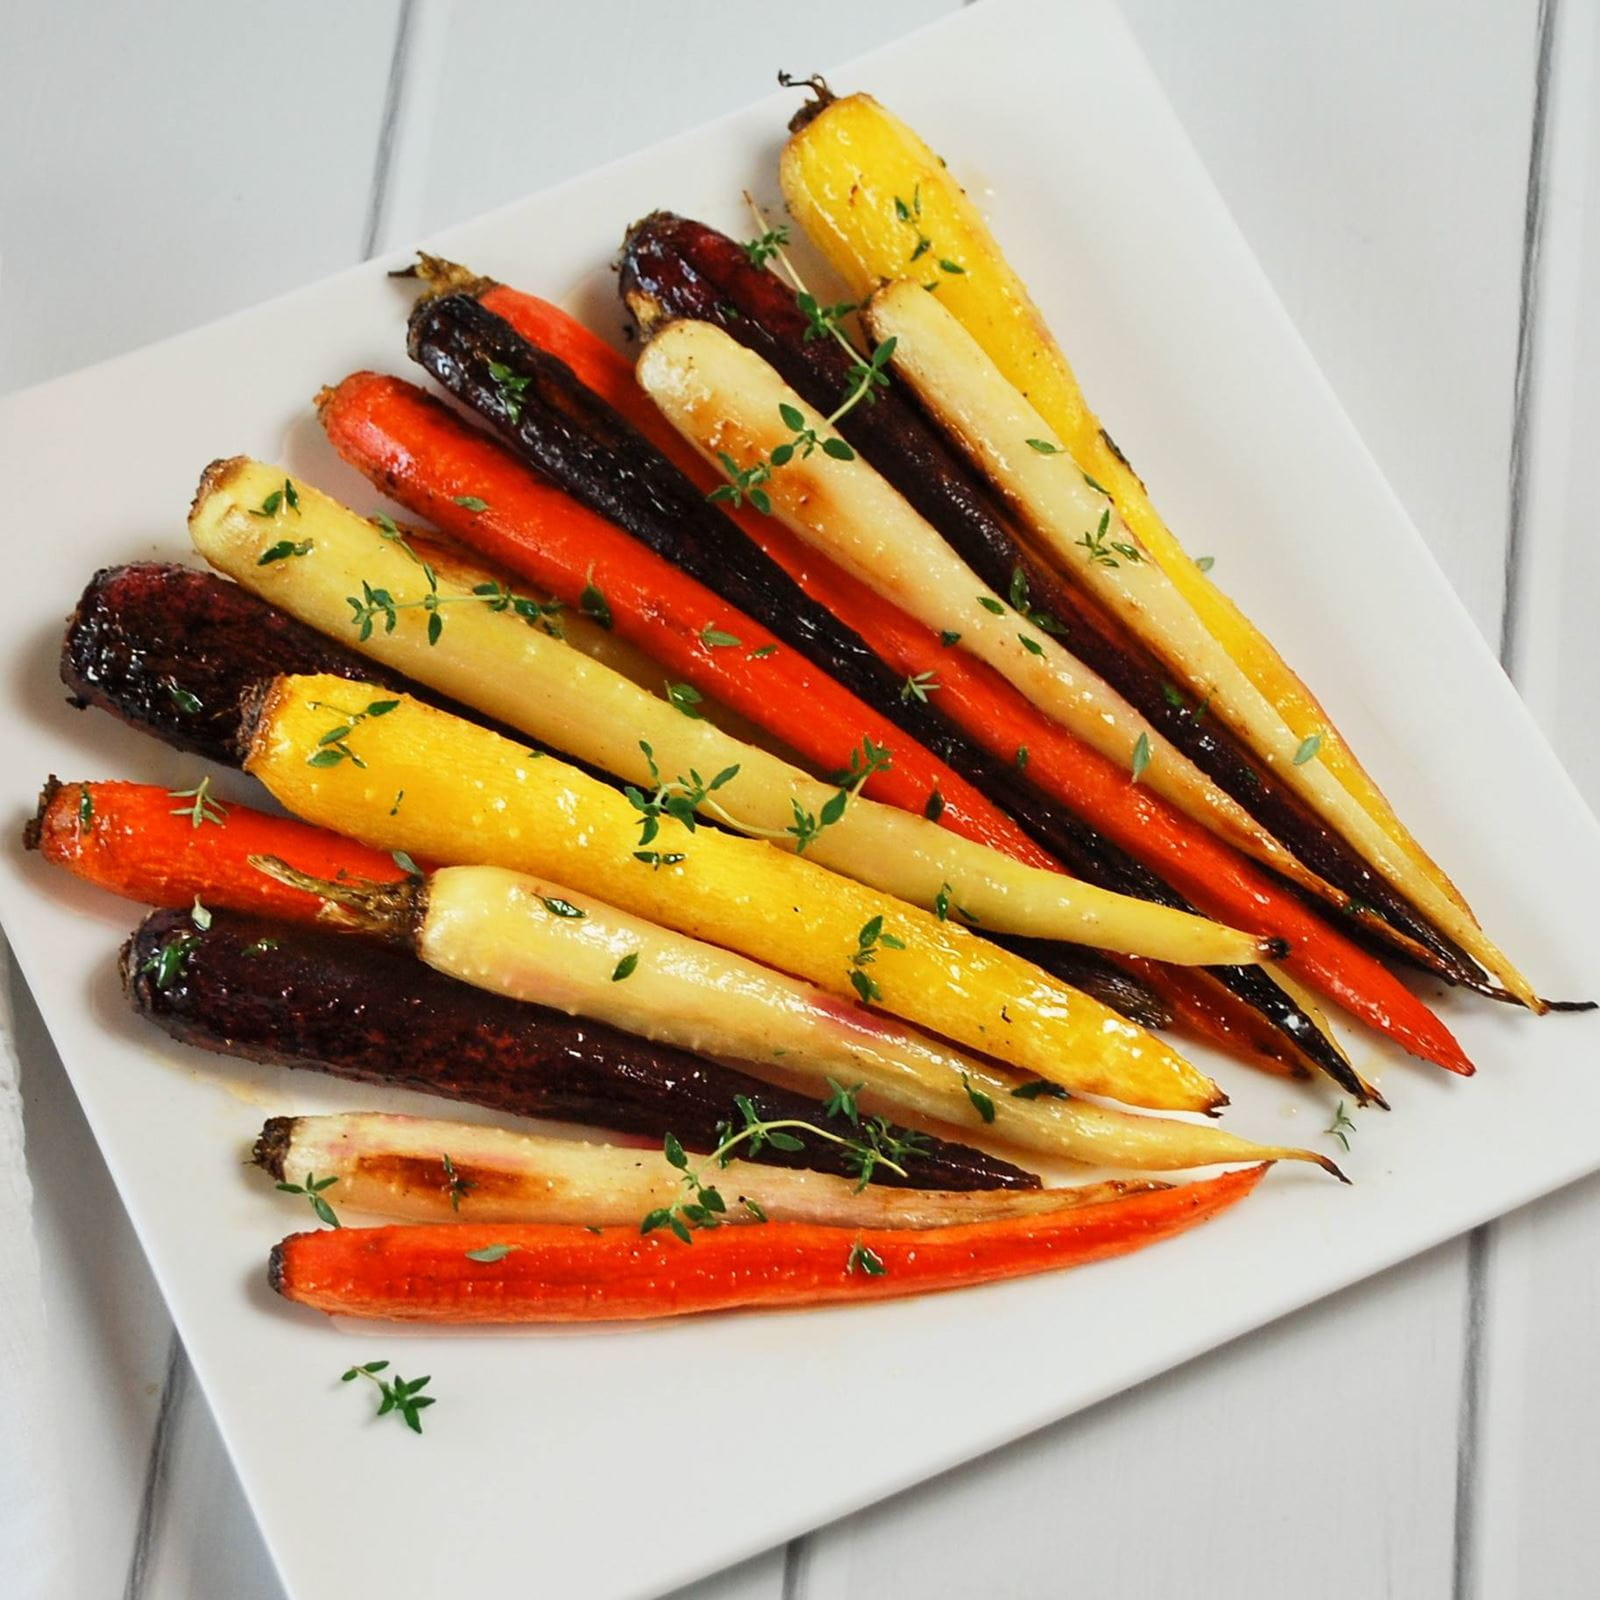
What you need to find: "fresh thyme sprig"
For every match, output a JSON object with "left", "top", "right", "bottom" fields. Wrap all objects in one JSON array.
[
  {"left": 846, "top": 1242, "right": 887, "bottom": 1277},
  {"left": 625, "top": 735, "right": 889, "bottom": 858},
  {"left": 276, "top": 1171, "right": 341, "bottom": 1228},
  {"left": 848, "top": 914, "right": 906, "bottom": 1004},
  {"left": 709, "top": 195, "right": 897, "bottom": 514},
  {"left": 1078, "top": 508, "right": 1143, "bottom": 569},
  {"left": 961, "top": 1072, "right": 997, "bottom": 1124},
  {"left": 741, "top": 222, "right": 790, "bottom": 267},
  {"left": 440, "top": 1153, "right": 474, "bottom": 1212},
  {"left": 168, "top": 776, "right": 228, "bottom": 829},
  {"left": 141, "top": 929, "right": 199, "bottom": 992},
  {"left": 642, "top": 1094, "right": 916, "bottom": 1241},
  {"left": 816, "top": 1077, "right": 933, "bottom": 1189},
  {"left": 347, "top": 566, "right": 564, "bottom": 648},
  {"left": 258, "top": 538, "right": 313, "bottom": 565},
  {"left": 340, "top": 1360, "right": 435, "bottom": 1435},
  {"left": 249, "top": 479, "right": 300, "bottom": 519},
  {"left": 304, "top": 697, "right": 400, "bottom": 769},
  {"left": 1326, "top": 1101, "right": 1357, "bottom": 1152},
  {"left": 1007, "top": 567, "right": 1063, "bottom": 636}
]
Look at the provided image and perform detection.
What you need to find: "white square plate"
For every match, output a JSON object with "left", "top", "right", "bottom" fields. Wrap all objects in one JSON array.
[{"left": 3, "top": 2, "right": 1598, "bottom": 1596}]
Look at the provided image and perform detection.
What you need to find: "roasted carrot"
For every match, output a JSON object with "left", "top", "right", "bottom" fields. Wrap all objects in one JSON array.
[
  {"left": 193, "top": 456, "right": 1273, "bottom": 971},
  {"left": 864, "top": 278, "right": 1539, "bottom": 1012},
  {"left": 317, "top": 370, "right": 1052, "bottom": 868},
  {"left": 616, "top": 211, "right": 1495, "bottom": 997},
  {"left": 269, "top": 1163, "right": 1267, "bottom": 1323},
  {"left": 778, "top": 85, "right": 1481, "bottom": 941},
  {"left": 409, "top": 261, "right": 1354, "bottom": 1077},
  {"left": 26, "top": 777, "right": 411, "bottom": 919},
  {"left": 256, "top": 1111, "right": 1164, "bottom": 1229},
  {"left": 128, "top": 907, "right": 1028, "bottom": 1191},
  {"left": 246, "top": 674, "right": 1227, "bottom": 1112}
]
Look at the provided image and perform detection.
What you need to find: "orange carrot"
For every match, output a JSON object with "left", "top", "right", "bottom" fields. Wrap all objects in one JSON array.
[
  {"left": 26, "top": 778, "right": 409, "bottom": 920},
  {"left": 469, "top": 280, "right": 1469, "bottom": 1077},
  {"left": 318, "top": 371, "right": 1054, "bottom": 870},
  {"left": 270, "top": 1163, "right": 1266, "bottom": 1322}
]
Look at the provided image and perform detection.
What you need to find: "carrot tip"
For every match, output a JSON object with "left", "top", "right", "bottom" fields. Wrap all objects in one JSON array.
[
  {"left": 1317, "top": 1155, "right": 1352, "bottom": 1185},
  {"left": 253, "top": 1117, "right": 293, "bottom": 1180},
  {"left": 22, "top": 775, "right": 64, "bottom": 852},
  {"left": 267, "top": 1242, "right": 288, "bottom": 1298}
]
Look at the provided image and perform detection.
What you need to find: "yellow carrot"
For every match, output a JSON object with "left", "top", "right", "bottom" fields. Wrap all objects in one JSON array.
[
  {"left": 862, "top": 279, "right": 1537, "bottom": 1008},
  {"left": 193, "top": 455, "right": 1272, "bottom": 968},
  {"left": 780, "top": 86, "right": 1526, "bottom": 995},
  {"left": 243, "top": 673, "right": 1222, "bottom": 1111}
]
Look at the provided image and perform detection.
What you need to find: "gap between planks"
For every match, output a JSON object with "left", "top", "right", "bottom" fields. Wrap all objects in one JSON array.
[{"left": 1456, "top": 2, "right": 1560, "bottom": 1598}]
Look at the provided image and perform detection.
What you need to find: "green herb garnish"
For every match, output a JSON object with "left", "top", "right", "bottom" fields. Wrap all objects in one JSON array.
[
  {"left": 258, "top": 538, "right": 313, "bottom": 565},
  {"left": 168, "top": 776, "right": 228, "bottom": 829},
  {"left": 339, "top": 1361, "right": 435, "bottom": 1435},
  {"left": 276, "top": 1171, "right": 341, "bottom": 1228}
]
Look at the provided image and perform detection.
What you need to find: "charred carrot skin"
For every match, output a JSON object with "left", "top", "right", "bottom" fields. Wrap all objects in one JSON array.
[
  {"left": 269, "top": 1163, "right": 1265, "bottom": 1322},
  {"left": 452, "top": 279, "right": 1375, "bottom": 1093},
  {"left": 318, "top": 371, "right": 1051, "bottom": 869},
  {"left": 617, "top": 212, "right": 1489, "bottom": 995},
  {"left": 59, "top": 563, "right": 421, "bottom": 767},
  {"left": 125, "top": 908, "right": 1032, "bottom": 1192},
  {"left": 26, "top": 777, "right": 411, "bottom": 921},
  {"left": 420, "top": 273, "right": 1165, "bottom": 890},
  {"left": 60, "top": 563, "right": 541, "bottom": 767}
]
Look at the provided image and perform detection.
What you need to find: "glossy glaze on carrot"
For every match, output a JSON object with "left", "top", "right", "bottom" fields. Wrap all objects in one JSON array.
[
  {"left": 616, "top": 211, "right": 1491, "bottom": 995},
  {"left": 318, "top": 370, "right": 1051, "bottom": 868},
  {"left": 269, "top": 1163, "right": 1265, "bottom": 1322},
  {"left": 418, "top": 275, "right": 1407, "bottom": 1088},
  {"left": 125, "top": 908, "right": 1034, "bottom": 1191}
]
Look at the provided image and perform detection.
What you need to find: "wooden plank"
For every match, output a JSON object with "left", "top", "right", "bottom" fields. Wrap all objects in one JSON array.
[
  {"left": 793, "top": 1, "right": 1537, "bottom": 1593},
  {"left": 1471, "top": 2, "right": 1600, "bottom": 1595},
  {"left": 0, "top": 5, "right": 400, "bottom": 1596},
  {"left": 800, "top": 1244, "right": 1470, "bottom": 1598},
  {"left": 394, "top": 0, "right": 966, "bottom": 240},
  {"left": 0, "top": 0, "right": 404, "bottom": 389}
]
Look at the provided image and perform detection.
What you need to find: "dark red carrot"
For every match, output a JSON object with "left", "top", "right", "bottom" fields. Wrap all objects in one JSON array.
[
  {"left": 269, "top": 1163, "right": 1267, "bottom": 1322},
  {"left": 450, "top": 268, "right": 1456, "bottom": 1081},
  {"left": 126, "top": 907, "right": 1034, "bottom": 1193}
]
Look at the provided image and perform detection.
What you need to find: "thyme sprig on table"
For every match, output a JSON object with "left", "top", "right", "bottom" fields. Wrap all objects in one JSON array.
[{"left": 1326, "top": 1100, "right": 1357, "bottom": 1152}]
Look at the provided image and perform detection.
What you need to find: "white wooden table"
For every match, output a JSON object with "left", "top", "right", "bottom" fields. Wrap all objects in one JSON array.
[{"left": 4, "top": 2, "right": 1595, "bottom": 1595}]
